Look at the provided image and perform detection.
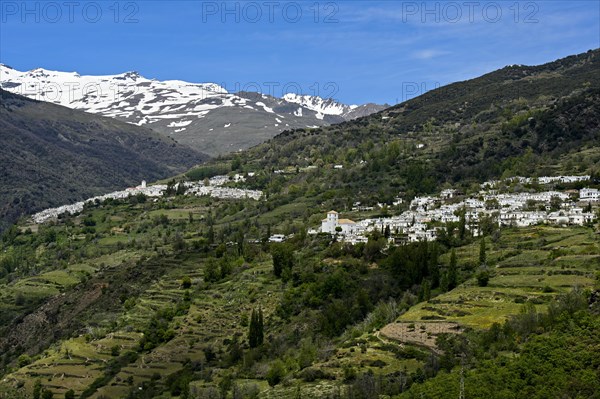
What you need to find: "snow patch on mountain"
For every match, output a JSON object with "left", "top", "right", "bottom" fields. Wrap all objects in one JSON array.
[{"left": 0, "top": 65, "right": 388, "bottom": 155}]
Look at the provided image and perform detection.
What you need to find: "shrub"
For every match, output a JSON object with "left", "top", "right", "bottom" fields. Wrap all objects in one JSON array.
[
  {"left": 182, "top": 276, "right": 192, "bottom": 289},
  {"left": 266, "top": 360, "right": 286, "bottom": 387},
  {"left": 298, "top": 367, "right": 335, "bottom": 382},
  {"left": 477, "top": 270, "right": 490, "bottom": 287},
  {"left": 17, "top": 354, "right": 31, "bottom": 368}
]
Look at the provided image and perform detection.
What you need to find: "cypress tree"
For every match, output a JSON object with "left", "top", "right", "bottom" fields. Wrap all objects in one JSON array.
[
  {"left": 479, "top": 237, "right": 487, "bottom": 266},
  {"left": 248, "top": 307, "right": 264, "bottom": 348},
  {"left": 33, "top": 380, "right": 42, "bottom": 399},
  {"left": 458, "top": 208, "right": 466, "bottom": 241},
  {"left": 429, "top": 242, "right": 440, "bottom": 288},
  {"left": 440, "top": 271, "right": 449, "bottom": 292},
  {"left": 248, "top": 309, "right": 258, "bottom": 348},
  {"left": 257, "top": 307, "right": 264, "bottom": 346},
  {"left": 448, "top": 249, "right": 458, "bottom": 290}
]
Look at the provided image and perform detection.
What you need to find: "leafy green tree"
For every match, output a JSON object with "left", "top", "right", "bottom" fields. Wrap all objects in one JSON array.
[
  {"left": 231, "top": 156, "right": 242, "bottom": 171},
  {"left": 266, "top": 360, "right": 286, "bottom": 387},
  {"left": 33, "top": 380, "right": 42, "bottom": 399},
  {"left": 550, "top": 195, "right": 562, "bottom": 211},
  {"left": 363, "top": 236, "right": 385, "bottom": 261},
  {"left": 477, "top": 270, "right": 490, "bottom": 287},
  {"left": 204, "top": 258, "right": 220, "bottom": 283},
  {"left": 271, "top": 244, "right": 293, "bottom": 278},
  {"left": 172, "top": 233, "right": 186, "bottom": 252},
  {"left": 181, "top": 276, "right": 192, "bottom": 289},
  {"left": 64, "top": 390, "right": 75, "bottom": 399},
  {"left": 17, "top": 354, "right": 31, "bottom": 367}
]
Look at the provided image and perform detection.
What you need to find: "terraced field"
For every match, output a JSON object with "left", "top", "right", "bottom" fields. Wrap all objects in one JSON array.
[
  {"left": 2, "top": 252, "right": 283, "bottom": 398},
  {"left": 1, "top": 194, "right": 597, "bottom": 399},
  {"left": 397, "top": 227, "right": 599, "bottom": 328}
]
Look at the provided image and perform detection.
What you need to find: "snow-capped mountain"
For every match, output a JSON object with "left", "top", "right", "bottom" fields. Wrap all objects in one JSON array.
[{"left": 0, "top": 65, "right": 387, "bottom": 155}]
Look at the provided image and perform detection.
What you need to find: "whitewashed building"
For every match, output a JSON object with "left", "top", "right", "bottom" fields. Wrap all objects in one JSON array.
[
  {"left": 321, "top": 211, "right": 358, "bottom": 235},
  {"left": 580, "top": 188, "right": 600, "bottom": 202}
]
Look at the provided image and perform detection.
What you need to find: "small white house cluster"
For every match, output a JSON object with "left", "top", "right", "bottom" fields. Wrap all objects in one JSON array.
[
  {"left": 580, "top": 188, "right": 600, "bottom": 201},
  {"left": 186, "top": 175, "right": 262, "bottom": 201},
  {"left": 31, "top": 176, "right": 263, "bottom": 224},
  {"left": 315, "top": 209, "right": 437, "bottom": 244},
  {"left": 313, "top": 176, "right": 597, "bottom": 244},
  {"left": 482, "top": 175, "right": 590, "bottom": 188},
  {"left": 31, "top": 182, "right": 166, "bottom": 224}
]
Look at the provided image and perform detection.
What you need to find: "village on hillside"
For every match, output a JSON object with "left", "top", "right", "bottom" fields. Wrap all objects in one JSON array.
[
  {"left": 31, "top": 172, "right": 599, "bottom": 246},
  {"left": 31, "top": 175, "right": 262, "bottom": 224},
  {"left": 307, "top": 176, "right": 599, "bottom": 245}
]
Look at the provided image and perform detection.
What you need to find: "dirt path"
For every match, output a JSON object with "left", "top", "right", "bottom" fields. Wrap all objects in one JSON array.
[{"left": 379, "top": 321, "right": 462, "bottom": 351}]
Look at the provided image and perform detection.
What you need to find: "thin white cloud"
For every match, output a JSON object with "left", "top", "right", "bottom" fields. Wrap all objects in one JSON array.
[{"left": 411, "top": 49, "right": 450, "bottom": 60}]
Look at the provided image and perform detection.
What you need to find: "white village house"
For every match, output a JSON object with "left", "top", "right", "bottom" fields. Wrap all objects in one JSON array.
[
  {"left": 321, "top": 211, "right": 359, "bottom": 235},
  {"left": 580, "top": 188, "right": 600, "bottom": 202}
]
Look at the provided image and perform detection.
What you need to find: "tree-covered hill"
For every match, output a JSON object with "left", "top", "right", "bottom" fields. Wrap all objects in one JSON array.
[
  {"left": 218, "top": 49, "right": 599, "bottom": 204},
  {"left": 0, "top": 89, "right": 210, "bottom": 232}
]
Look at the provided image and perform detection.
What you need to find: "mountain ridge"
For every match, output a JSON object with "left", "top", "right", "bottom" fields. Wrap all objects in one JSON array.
[{"left": 0, "top": 65, "right": 388, "bottom": 155}]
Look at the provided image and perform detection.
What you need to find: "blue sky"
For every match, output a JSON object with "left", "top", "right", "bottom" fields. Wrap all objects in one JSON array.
[{"left": 1, "top": 1, "right": 599, "bottom": 104}]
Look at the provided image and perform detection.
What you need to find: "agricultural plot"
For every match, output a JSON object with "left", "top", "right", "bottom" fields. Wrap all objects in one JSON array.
[{"left": 398, "top": 227, "right": 599, "bottom": 329}]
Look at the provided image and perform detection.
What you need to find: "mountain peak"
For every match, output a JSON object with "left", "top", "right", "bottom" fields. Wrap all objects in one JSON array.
[
  {"left": 0, "top": 65, "right": 387, "bottom": 155},
  {"left": 116, "top": 71, "right": 143, "bottom": 80}
]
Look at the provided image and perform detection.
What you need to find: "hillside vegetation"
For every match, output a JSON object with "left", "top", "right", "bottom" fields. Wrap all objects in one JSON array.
[
  {"left": 0, "top": 190, "right": 598, "bottom": 399},
  {"left": 218, "top": 49, "right": 599, "bottom": 204},
  {"left": 0, "top": 50, "right": 599, "bottom": 399},
  {"left": 0, "top": 89, "right": 209, "bottom": 233}
]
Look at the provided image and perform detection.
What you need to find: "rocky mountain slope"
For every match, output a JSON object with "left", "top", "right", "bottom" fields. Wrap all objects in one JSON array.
[
  {"left": 0, "top": 89, "right": 209, "bottom": 232},
  {"left": 0, "top": 65, "right": 387, "bottom": 155}
]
